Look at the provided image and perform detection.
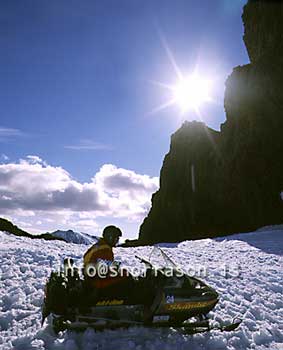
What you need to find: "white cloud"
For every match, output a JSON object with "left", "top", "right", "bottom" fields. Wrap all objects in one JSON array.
[
  {"left": 0, "top": 127, "right": 25, "bottom": 142},
  {"left": 65, "top": 139, "right": 112, "bottom": 151},
  {"left": 93, "top": 164, "right": 159, "bottom": 220},
  {"left": 0, "top": 127, "right": 23, "bottom": 137},
  {"left": 0, "top": 156, "right": 159, "bottom": 237},
  {"left": 25, "top": 155, "right": 47, "bottom": 165}
]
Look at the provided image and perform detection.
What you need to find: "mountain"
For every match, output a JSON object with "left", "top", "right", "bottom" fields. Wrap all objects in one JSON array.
[
  {"left": 0, "top": 218, "right": 66, "bottom": 242},
  {"left": 48, "top": 229, "right": 98, "bottom": 245},
  {"left": 138, "top": 0, "right": 283, "bottom": 244},
  {"left": 0, "top": 218, "right": 98, "bottom": 245}
]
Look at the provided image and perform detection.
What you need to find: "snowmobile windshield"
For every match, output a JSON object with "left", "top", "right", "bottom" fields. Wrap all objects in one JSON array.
[{"left": 148, "top": 247, "right": 179, "bottom": 270}]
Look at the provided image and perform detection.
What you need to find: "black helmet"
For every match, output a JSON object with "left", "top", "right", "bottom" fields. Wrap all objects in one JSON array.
[{"left": 102, "top": 225, "right": 122, "bottom": 246}]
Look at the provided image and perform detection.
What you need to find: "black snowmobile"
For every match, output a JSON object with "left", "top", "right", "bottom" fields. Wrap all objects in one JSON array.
[{"left": 42, "top": 247, "right": 241, "bottom": 334}]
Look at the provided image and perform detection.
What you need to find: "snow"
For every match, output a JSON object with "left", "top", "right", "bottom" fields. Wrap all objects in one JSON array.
[{"left": 0, "top": 226, "right": 283, "bottom": 350}]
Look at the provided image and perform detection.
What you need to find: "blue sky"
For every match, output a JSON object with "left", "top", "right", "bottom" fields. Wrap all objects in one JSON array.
[{"left": 0, "top": 0, "right": 248, "bottom": 238}]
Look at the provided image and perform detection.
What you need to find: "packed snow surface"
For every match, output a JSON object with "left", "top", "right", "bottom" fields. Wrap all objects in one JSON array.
[{"left": 0, "top": 228, "right": 283, "bottom": 350}]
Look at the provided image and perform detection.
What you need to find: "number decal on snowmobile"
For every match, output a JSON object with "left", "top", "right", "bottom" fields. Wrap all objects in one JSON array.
[{"left": 166, "top": 295, "right": 175, "bottom": 304}]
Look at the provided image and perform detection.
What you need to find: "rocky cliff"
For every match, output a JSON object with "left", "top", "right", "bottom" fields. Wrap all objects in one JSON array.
[{"left": 138, "top": 0, "right": 283, "bottom": 244}]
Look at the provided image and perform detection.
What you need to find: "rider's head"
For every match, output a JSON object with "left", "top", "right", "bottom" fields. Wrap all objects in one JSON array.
[{"left": 102, "top": 225, "right": 122, "bottom": 247}]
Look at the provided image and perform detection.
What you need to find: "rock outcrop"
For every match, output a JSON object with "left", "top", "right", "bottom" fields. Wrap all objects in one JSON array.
[{"left": 138, "top": 0, "right": 283, "bottom": 244}]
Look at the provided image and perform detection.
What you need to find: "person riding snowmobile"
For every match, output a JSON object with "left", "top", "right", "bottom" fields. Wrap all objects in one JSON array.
[
  {"left": 83, "top": 225, "right": 163, "bottom": 321},
  {"left": 83, "top": 225, "right": 132, "bottom": 293}
]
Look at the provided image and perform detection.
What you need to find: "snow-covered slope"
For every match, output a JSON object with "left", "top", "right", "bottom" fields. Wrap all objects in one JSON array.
[
  {"left": 49, "top": 230, "right": 98, "bottom": 245},
  {"left": 0, "top": 227, "right": 282, "bottom": 350}
]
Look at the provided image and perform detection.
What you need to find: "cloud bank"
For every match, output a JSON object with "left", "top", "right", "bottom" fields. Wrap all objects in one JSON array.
[{"left": 0, "top": 156, "right": 159, "bottom": 236}]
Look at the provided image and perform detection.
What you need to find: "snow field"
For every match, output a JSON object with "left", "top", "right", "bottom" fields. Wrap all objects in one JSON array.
[{"left": 0, "top": 228, "right": 282, "bottom": 349}]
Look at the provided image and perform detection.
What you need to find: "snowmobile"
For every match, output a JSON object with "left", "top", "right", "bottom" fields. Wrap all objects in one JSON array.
[{"left": 42, "top": 248, "right": 241, "bottom": 334}]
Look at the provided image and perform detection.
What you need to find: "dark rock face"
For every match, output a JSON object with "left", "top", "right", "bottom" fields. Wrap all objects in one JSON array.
[
  {"left": 242, "top": 0, "right": 283, "bottom": 65},
  {"left": 139, "top": 121, "right": 222, "bottom": 244},
  {"left": 138, "top": 0, "right": 283, "bottom": 244}
]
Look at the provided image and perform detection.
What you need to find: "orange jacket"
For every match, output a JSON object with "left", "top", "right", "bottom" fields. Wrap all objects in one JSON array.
[{"left": 83, "top": 238, "right": 124, "bottom": 288}]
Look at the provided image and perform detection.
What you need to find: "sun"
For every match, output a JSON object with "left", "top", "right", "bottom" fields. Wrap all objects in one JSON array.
[
  {"left": 149, "top": 69, "right": 214, "bottom": 118},
  {"left": 172, "top": 73, "right": 213, "bottom": 113},
  {"left": 149, "top": 33, "right": 215, "bottom": 118}
]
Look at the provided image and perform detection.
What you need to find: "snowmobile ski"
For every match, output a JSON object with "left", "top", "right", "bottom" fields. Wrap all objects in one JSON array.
[{"left": 49, "top": 313, "right": 242, "bottom": 335}]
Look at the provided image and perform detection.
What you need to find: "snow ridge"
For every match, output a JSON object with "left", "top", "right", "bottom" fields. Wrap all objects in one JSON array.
[{"left": 49, "top": 230, "right": 98, "bottom": 245}]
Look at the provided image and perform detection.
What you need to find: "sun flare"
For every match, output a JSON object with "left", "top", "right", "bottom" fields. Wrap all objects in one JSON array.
[
  {"left": 149, "top": 33, "right": 215, "bottom": 119},
  {"left": 172, "top": 74, "right": 212, "bottom": 113},
  {"left": 150, "top": 69, "right": 214, "bottom": 118}
]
